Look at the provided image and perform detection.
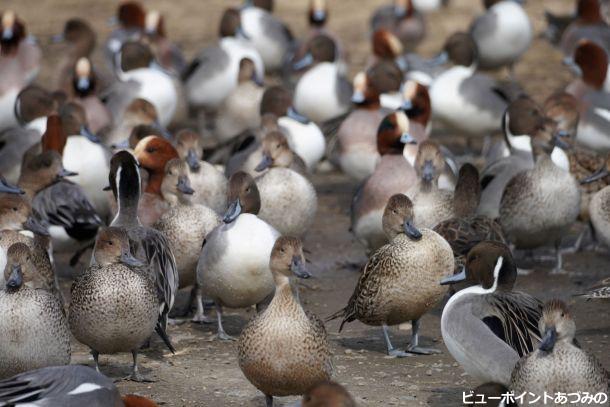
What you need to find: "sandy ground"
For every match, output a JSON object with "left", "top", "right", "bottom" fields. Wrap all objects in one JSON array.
[{"left": 3, "top": 0, "right": 609, "bottom": 406}]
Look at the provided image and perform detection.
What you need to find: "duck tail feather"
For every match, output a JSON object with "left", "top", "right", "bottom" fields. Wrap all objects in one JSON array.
[{"left": 155, "top": 323, "right": 176, "bottom": 354}]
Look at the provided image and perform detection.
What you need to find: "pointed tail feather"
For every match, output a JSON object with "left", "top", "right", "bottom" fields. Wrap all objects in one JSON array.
[{"left": 155, "top": 323, "right": 176, "bottom": 354}]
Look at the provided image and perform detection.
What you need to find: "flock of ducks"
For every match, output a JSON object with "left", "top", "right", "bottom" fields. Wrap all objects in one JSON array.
[{"left": 0, "top": 0, "right": 608, "bottom": 406}]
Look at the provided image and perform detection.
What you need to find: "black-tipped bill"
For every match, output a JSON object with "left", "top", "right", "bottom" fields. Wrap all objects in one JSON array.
[
  {"left": 422, "top": 160, "right": 435, "bottom": 182},
  {"left": 58, "top": 168, "right": 78, "bottom": 178},
  {"left": 291, "top": 256, "right": 311, "bottom": 279},
  {"left": 287, "top": 106, "right": 310, "bottom": 124},
  {"left": 581, "top": 167, "right": 609, "bottom": 184},
  {"left": 255, "top": 154, "right": 273, "bottom": 172},
  {"left": 403, "top": 220, "right": 422, "bottom": 240},
  {"left": 0, "top": 177, "right": 23, "bottom": 195},
  {"left": 400, "top": 132, "right": 417, "bottom": 145},
  {"left": 80, "top": 125, "right": 101, "bottom": 144},
  {"left": 177, "top": 175, "right": 195, "bottom": 195},
  {"left": 539, "top": 327, "right": 557, "bottom": 353},
  {"left": 186, "top": 149, "right": 201, "bottom": 171},
  {"left": 293, "top": 53, "right": 314, "bottom": 71},
  {"left": 121, "top": 252, "right": 145, "bottom": 267},
  {"left": 223, "top": 200, "right": 242, "bottom": 224},
  {"left": 440, "top": 267, "right": 467, "bottom": 285},
  {"left": 429, "top": 51, "right": 448, "bottom": 66},
  {"left": 6, "top": 265, "right": 23, "bottom": 290},
  {"left": 23, "top": 216, "right": 50, "bottom": 236}
]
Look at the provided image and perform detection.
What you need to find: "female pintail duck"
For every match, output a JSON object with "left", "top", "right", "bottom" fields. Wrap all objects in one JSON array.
[
  {"left": 576, "top": 277, "right": 610, "bottom": 300},
  {"left": 69, "top": 227, "right": 158, "bottom": 382},
  {"left": 238, "top": 236, "right": 332, "bottom": 407},
  {"left": 434, "top": 163, "right": 505, "bottom": 269},
  {"left": 153, "top": 159, "right": 220, "bottom": 294},
  {"left": 104, "top": 1, "right": 146, "bottom": 69},
  {"left": 429, "top": 32, "right": 508, "bottom": 138},
  {"left": 195, "top": 172, "right": 280, "bottom": 339},
  {"left": 107, "top": 150, "right": 178, "bottom": 351},
  {"left": 183, "top": 8, "right": 264, "bottom": 117},
  {"left": 254, "top": 131, "right": 316, "bottom": 236},
  {"left": 581, "top": 155, "right": 610, "bottom": 249},
  {"left": 0, "top": 243, "right": 70, "bottom": 379},
  {"left": 560, "top": 0, "right": 610, "bottom": 57},
  {"left": 69, "top": 57, "right": 113, "bottom": 134},
  {"left": 0, "top": 11, "right": 41, "bottom": 131},
  {"left": 336, "top": 70, "right": 392, "bottom": 181},
  {"left": 213, "top": 58, "right": 264, "bottom": 144},
  {"left": 301, "top": 381, "right": 356, "bottom": 407},
  {"left": 240, "top": 0, "right": 294, "bottom": 72},
  {"left": 293, "top": 34, "right": 351, "bottom": 124},
  {"left": 331, "top": 194, "right": 453, "bottom": 356},
  {"left": 565, "top": 40, "right": 610, "bottom": 151},
  {"left": 175, "top": 129, "right": 228, "bottom": 214},
  {"left": 406, "top": 140, "right": 454, "bottom": 229},
  {"left": 440, "top": 241, "right": 543, "bottom": 386},
  {"left": 133, "top": 135, "right": 181, "bottom": 226},
  {"left": 469, "top": 0, "right": 533, "bottom": 73},
  {"left": 499, "top": 124, "right": 580, "bottom": 273},
  {"left": 0, "top": 365, "right": 159, "bottom": 407},
  {"left": 370, "top": 0, "right": 425, "bottom": 52},
  {"left": 143, "top": 9, "right": 186, "bottom": 76},
  {"left": 350, "top": 111, "right": 421, "bottom": 252},
  {"left": 510, "top": 300, "right": 608, "bottom": 398}
]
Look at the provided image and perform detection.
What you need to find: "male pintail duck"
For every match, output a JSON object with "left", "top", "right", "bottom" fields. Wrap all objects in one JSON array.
[
  {"left": 370, "top": 0, "right": 425, "bottom": 52},
  {"left": 0, "top": 243, "right": 70, "bottom": 379},
  {"left": 406, "top": 140, "right": 454, "bottom": 229},
  {"left": 301, "top": 381, "right": 356, "bottom": 407},
  {"left": 238, "top": 236, "right": 332, "bottom": 407},
  {"left": 350, "top": 111, "right": 421, "bottom": 251},
  {"left": 69, "top": 57, "right": 113, "bottom": 134},
  {"left": 429, "top": 32, "right": 508, "bottom": 138},
  {"left": 175, "top": 129, "right": 228, "bottom": 214},
  {"left": 499, "top": 123, "right": 580, "bottom": 273},
  {"left": 581, "top": 155, "right": 610, "bottom": 249},
  {"left": 560, "top": 0, "right": 610, "bottom": 57},
  {"left": 143, "top": 9, "right": 186, "bottom": 76},
  {"left": 107, "top": 150, "right": 178, "bottom": 351},
  {"left": 153, "top": 158, "right": 220, "bottom": 293},
  {"left": 0, "top": 11, "right": 41, "bottom": 131},
  {"left": 575, "top": 277, "right": 610, "bottom": 300},
  {"left": 254, "top": 131, "right": 316, "bottom": 236},
  {"left": 440, "top": 241, "right": 543, "bottom": 386},
  {"left": 469, "top": 0, "right": 533, "bottom": 73},
  {"left": 331, "top": 194, "right": 453, "bottom": 357},
  {"left": 69, "top": 227, "right": 158, "bottom": 382},
  {"left": 240, "top": 0, "right": 294, "bottom": 72},
  {"left": 0, "top": 365, "right": 159, "bottom": 407},
  {"left": 195, "top": 171, "right": 280, "bottom": 339},
  {"left": 293, "top": 34, "right": 351, "bottom": 124},
  {"left": 510, "top": 299, "right": 608, "bottom": 398}
]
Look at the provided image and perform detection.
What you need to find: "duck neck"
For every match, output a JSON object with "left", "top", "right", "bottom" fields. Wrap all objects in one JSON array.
[
  {"left": 419, "top": 179, "right": 436, "bottom": 192},
  {"left": 114, "top": 194, "right": 140, "bottom": 226},
  {"left": 144, "top": 169, "right": 164, "bottom": 196},
  {"left": 271, "top": 274, "right": 299, "bottom": 308}
]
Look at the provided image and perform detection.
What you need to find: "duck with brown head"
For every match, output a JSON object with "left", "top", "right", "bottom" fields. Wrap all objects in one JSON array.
[
  {"left": 330, "top": 194, "right": 453, "bottom": 357},
  {"left": 195, "top": 171, "right": 280, "bottom": 339},
  {"left": 560, "top": 0, "right": 610, "bottom": 57},
  {"left": 370, "top": 0, "right": 425, "bottom": 52},
  {"left": 104, "top": 1, "right": 146, "bottom": 68},
  {"left": 143, "top": 9, "right": 186, "bottom": 76}
]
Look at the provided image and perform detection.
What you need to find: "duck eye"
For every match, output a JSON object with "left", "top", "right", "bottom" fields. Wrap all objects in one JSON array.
[
  {"left": 276, "top": 144, "right": 281, "bottom": 149},
  {"left": 560, "top": 312, "right": 564, "bottom": 317},
  {"left": 12, "top": 207, "right": 17, "bottom": 212},
  {"left": 146, "top": 147, "right": 156, "bottom": 153},
  {"left": 108, "top": 241, "right": 113, "bottom": 246},
  {"left": 246, "top": 187, "right": 251, "bottom": 193}
]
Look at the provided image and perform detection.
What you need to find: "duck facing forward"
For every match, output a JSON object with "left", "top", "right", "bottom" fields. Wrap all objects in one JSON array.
[{"left": 238, "top": 236, "right": 332, "bottom": 407}]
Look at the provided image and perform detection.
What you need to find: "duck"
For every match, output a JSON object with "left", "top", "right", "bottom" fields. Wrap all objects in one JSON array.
[
  {"left": 429, "top": 32, "right": 508, "bottom": 138},
  {"left": 104, "top": 1, "right": 146, "bottom": 69},
  {"left": 350, "top": 111, "right": 421, "bottom": 252},
  {"left": 581, "top": 155, "right": 610, "bottom": 249},
  {"left": 195, "top": 171, "right": 280, "bottom": 339},
  {"left": 152, "top": 158, "right": 220, "bottom": 293},
  {"left": 254, "top": 132, "right": 316, "bottom": 236},
  {"left": 183, "top": 8, "right": 264, "bottom": 116},
  {"left": 406, "top": 140, "right": 454, "bottom": 229},
  {"left": 469, "top": 0, "right": 533, "bottom": 73},
  {"left": 370, "top": 0, "right": 425, "bottom": 52},
  {"left": 499, "top": 123, "right": 580, "bottom": 273},
  {"left": 0, "top": 365, "right": 159, "bottom": 407},
  {"left": 0, "top": 243, "right": 70, "bottom": 379},
  {"left": 440, "top": 241, "right": 543, "bottom": 386},
  {"left": 575, "top": 277, "right": 610, "bottom": 299},
  {"left": 238, "top": 236, "right": 332, "bottom": 407},
  {"left": 240, "top": 0, "right": 294, "bottom": 72},
  {"left": 107, "top": 150, "right": 178, "bottom": 351},
  {"left": 104, "top": 98, "right": 163, "bottom": 148},
  {"left": 433, "top": 163, "right": 505, "bottom": 269},
  {"left": 174, "top": 129, "right": 228, "bottom": 214},
  {"left": 133, "top": 135, "right": 180, "bottom": 226},
  {"left": 510, "top": 299, "right": 608, "bottom": 398},
  {"left": 69, "top": 57, "right": 113, "bottom": 134},
  {"left": 292, "top": 34, "right": 351, "bottom": 124},
  {"left": 69, "top": 226, "right": 158, "bottom": 382},
  {"left": 560, "top": 0, "right": 610, "bottom": 57},
  {"left": 213, "top": 58, "right": 265, "bottom": 144},
  {"left": 330, "top": 194, "right": 453, "bottom": 357},
  {"left": 0, "top": 11, "right": 41, "bottom": 131},
  {"left": 143, "top": 9, "right": 186, "bottom": 76},
  {"left": 301, "top": 381, "right": 356, "bottom": 407}
]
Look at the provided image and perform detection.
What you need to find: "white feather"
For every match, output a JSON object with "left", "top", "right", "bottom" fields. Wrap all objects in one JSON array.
[{"left": 67, "top": 383, "right": 103, "bottom": 395}]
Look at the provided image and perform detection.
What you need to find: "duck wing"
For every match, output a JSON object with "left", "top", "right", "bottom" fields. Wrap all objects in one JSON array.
[{"left": 434, "top": 216, "right": 506, "bottom": 257}]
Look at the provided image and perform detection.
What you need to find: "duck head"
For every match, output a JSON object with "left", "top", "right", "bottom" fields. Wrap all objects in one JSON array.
[
  {"left": 293, "top": 34, "right": 336, "bottom": 70},
  {"left": 351, "top": 71, "right": 380, "bottom": 107},
  {"left": 543, "top": 92, "right": 579, "bottom": 140},
  {"left": 453, "top": 163, "right": 481, "bottom": 217},
  {"left": 60, "top": 102, "right": 100, "bottom": 143},
  {"left": 256, "top": 131, "right": 296, "bottom": 171},
  {"left": 1, "top": 11, "right": 25, "bottom": 57},
  {"left": 530, "top": 119, "right": 567, "bottom": 159},
  {"left": 93, "top": 227, "right": 143, "bottom": 267},
  {"left": 564, "top": 40, "right": 608, "bottom": 90},
  {"left": 161, "top": 158, "right": 194, "bottom": 205},
  {"left": 19, "top": 150, "right": 77, "bottom": 197},
  {"left": 441, "top": 241, "right": 516, "bottom": 290},
  {"left": 260, "top": 86, "right": 310, "bottom": 124},
  {"left": 302, "top": 381, "right": 356, "bottom": 407},
  {"left": 14, "top": 85, "right": 58, "bottom": 126},
  {"left": 238, "top": 57, "right": 263, "bottom": 87},
  {"left": 400, "top": 80, "right": 431, "bottom": 127},
  {"left": 4, "top": 243, "right": 45, "bottom": 291},
  {"left": 309, "top": 0, "right": 327, "bottom": 27},
  {"left": 108, "top": 150, "right": 141, "bottom": 206},
  {"left": 72, "top": 57, "right": 96, "bottom": 97},
  {"left": 270, "top": 236, "right": 310, "bottom": 286},
  {"left": 502, "top": 96, "right": 545, "bottom": 149},
  {"left": 224, "top": 171, "right": 260, "bottom": 223},
  {"left": 219, "top": 8, "right": 248, "bottom": 39},
  {"left": 434, "top": 32, "right": 478, "bottom": 68},
  {"left": 118, "top": 41, "right": 155, "bottom": 72},
  {"left": 377, "top": 111, "right": 417, "bottom": 157},
  {"left": 372, "top": 29, "right": 404, "bottom": 60},
  {"left": 538, "top": 299, "right": 576, "bottom": 353},
  {"left": 145, "top": 10, "right": 165, "bottom": 37},
  {"left": 576, "top": 0, "right": 603, "bottom": 24},
  {"left": 134, "top": 135, "right": 179, "bottom": 196},
  {"left": 116, "top": 1, "right": 146, "bottom": 30},
  {"left": 382, "top": 194, "right": 421, "bottom": 241},
  {"left": 414, "top": 140, "right": 444, "bottom": 185},
  {"left": 54, "top": 18, "right": 96, "bottom": 57},
  {"left": 175, "top": 129, "right": 202, "bottom": 172},
  {"left": 368, "top": 60, "right": 403, "bottom": 94},
  {"left": 581, "top": 154, "right": 610, "bottom": 184},
  {"left": 0, "top": 194, "right": 48, "bottom": 235}
]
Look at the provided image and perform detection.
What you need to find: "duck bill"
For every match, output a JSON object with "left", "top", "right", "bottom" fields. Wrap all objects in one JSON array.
[
  {"left": 311, "top": 9, "right": 326, "bottom": 24},
  {"left": 255, "top": 154, "right": 273, "bottom": 172},
  {"left": 0, "top": 177, "right": 24, "bottom": 194},
  {"left": 351, "top": 90, "right": 366, "bottom": 104},
  {"left": 581, "top": 167, "right": 609, "bottom": 184},
  {"left": 400, "top": 99, "right": 413, "bottom": 112},
  {"left": 252, "top": 72, "right": 264, "bottom": 87},
  {"left": 23, "top": 215, "right": 50, "bottom": 236},
  {"left": 291, "top": 257, "right": 311, "bottom": 279},
  {"left": 177, "top": 175, "right": 195, "bottom": 195},
  {"left": 293, "top": 53, "right": 314, "bottom": 71},
  {"left": 400, "top": 132, "right": 417, "bottom": 145},
  {"left": 80, "top": 125, "right": 101, "bottom": 144},
  {"left": 538, "top": 327, "right": 557, "bottom": 353},
  {"left": 6, "top": 265, "right": 23, "bottom": 290},
  {"left": 287, "top": 106, "right": 310, "bottom": 124},
  {"left": 552, "top": 131, "right": 571, "bottom": 150},
  {"left": 76, "top": 76, "right": 91, "bottom": 94},
  {"left": 111, "top": 139, "right": 130, "bottom": 150},
  {"left": 121, "top": 252, "right": 145, "bottom": 267},
  {"left": 58, "top": 168, "right": 78, "bottom": 178},
  {"left": 236, "top": 26, "right": 250, "bottom": 40},
  {"left": 440, "top": 267, "right": 467, "bottom": 285},
  {"left": 428, "top": 51, "right": 448, "bottom": 66},
  {"left": 186, "top": 149, "right": 201, "bottom": 171},
  {"left": 152, "top": 120, "right": 173, "bottom": 140},
  {"left": 51, "top": 33, "right": 65, "bottom": 43},
  {"left": 403, "top": 220, "right": 422, "bottom": 240},
  {"left": 223, "top": 199, "right": 242, "bottom": 224},
  {"left": 422, "top": 160, "right": 435, "bottom": 182},
  {"left": 562, "top": 57, "right": 582, "bottom": 77},
  {"left": 2, "top": 27, "right": 14, "bottom": 41}
]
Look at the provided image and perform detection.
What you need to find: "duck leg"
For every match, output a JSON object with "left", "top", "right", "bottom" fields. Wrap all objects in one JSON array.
[
  {"left": 406, "top": 319, "right": 441, "bottom": 355},
  {"left": 91, "top": 349, "right": 100, "bottom": 373},
  {"left": 551, "top": 239, "right": 567, "bottom": 274},
  {"left": 191, "top": 288, "right": 214, "bottom": 324},
  {"left": 126, "top": 350, "right": 154, "bottom": 382},
  {"left": 216, "top": 304, "right": 235, "bottom": 341},
  {"left": 382, "top": 325, "right": 412, "bottom": 358},
  {"left": 265, "top": 394, "right": 274, "bottom": 407}
]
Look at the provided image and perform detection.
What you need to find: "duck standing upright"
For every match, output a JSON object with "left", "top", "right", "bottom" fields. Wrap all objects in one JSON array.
[{"left": 238, "top": 236, "right": 332, "bottom": 407}]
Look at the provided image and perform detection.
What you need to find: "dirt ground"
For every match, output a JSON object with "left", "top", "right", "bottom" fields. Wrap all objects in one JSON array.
[{"left": 4, "top": 0, "right": 609, "bottom": 405}]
